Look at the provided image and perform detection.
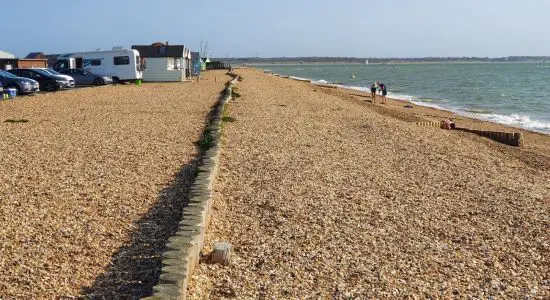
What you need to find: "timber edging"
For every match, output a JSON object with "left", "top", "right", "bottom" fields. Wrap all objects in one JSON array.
[
  {"left": 142, "top": 74, "right": 239, "bottom": 300},
  {"left": 414, "top": 121, "right": 523, "bottom": 147}
]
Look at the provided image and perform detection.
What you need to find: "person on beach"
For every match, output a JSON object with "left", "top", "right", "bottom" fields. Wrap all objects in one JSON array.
[
  {"left": 370, "top": 82, "right": 378, "bottom": 103},
  {"left": 379, "top": 82, "right": 387, "bottom": 104}
]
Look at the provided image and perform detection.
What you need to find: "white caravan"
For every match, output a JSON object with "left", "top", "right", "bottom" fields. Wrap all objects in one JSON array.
[{"left": 51, "top": 49, "right": 143, "bottom": 83}]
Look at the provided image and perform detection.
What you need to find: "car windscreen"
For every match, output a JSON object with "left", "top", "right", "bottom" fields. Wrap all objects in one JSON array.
[
  {"left": 33, "top": 69, "right": 53, "bottom": 76},
  {"left": 0, "top": 70, "right": 18, "bottom": 78},
  {"left": 46, "top": 68, "right": 62, "bottom": 75}
]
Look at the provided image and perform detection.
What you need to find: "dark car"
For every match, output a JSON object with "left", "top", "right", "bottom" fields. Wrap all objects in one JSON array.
[
  {"left": 0, "top": 70, "right": 40, "bottom": 95},
  {"left": 8, "top": 68, "right": 71, "bottom": 92},
  {"left": 60, "top": 69, "right": 113, "bottom": 86}
]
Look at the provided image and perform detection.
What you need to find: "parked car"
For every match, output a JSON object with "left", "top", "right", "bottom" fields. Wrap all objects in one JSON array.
[
  {"left": 8, "top": 68, "right": 72, "bottom": 92},
  {"left": 36, "top": 68, "right": 75, "bottom": 87},
  {"left": 0, "top": 70, "right": 40, "bottom": 95},
  {"left": 59, "top": 68, "right": 113, "bottom": 86}
]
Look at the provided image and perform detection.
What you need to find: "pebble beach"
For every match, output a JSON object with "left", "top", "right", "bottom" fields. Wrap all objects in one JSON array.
[
  {"left": 0, "top": 67, "right": 548, "bottom": 299},
  {"left": 189, "top": 68, "right": 549, "bottom": 299},
  {"left": 0, "top": 70, "right": 228, "bottom": 298}
]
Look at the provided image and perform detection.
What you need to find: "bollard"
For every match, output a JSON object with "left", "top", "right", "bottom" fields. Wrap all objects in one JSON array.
[{"left": 211, "top": 242, "right": 232, "bottom": 266}]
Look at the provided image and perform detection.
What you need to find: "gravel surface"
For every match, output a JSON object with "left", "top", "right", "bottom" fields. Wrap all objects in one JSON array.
[
  {"left": 189, "top": 69, "right": 550, "bottom": 299},
  {"left": 0, "top": 71, "right": 228, "bottom": 299}
]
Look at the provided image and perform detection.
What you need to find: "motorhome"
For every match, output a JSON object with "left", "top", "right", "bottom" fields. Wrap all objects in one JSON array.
[{"left": 51, "top": 49, "right": 143, "bottom": 83}]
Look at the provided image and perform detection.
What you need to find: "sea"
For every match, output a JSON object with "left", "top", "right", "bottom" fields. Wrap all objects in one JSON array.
[{"left": 254, "top": 63, "right": 550, "bottom": 134}]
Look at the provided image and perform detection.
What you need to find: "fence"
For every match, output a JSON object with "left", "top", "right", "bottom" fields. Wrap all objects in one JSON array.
[{"left": 205, "top": 61, "right": 231, "bottom": 70}]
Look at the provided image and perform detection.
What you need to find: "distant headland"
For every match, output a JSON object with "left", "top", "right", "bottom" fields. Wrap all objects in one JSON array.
[{"left": 216, "top": 56, "right": 550, "bottom": 65}]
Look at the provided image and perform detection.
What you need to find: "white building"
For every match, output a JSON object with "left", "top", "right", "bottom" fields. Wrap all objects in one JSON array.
[
  {"left": 132, "top": 43, "right": 191, "bottom": 82},
  {"left": 0, "top": 50, "right": 15, "bottom": 59}
]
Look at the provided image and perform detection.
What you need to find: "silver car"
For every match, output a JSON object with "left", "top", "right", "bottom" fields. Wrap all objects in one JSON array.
[
  {"left": 60, "top": 69, "right": 113, "bottom": 86},
  {"left": 0, "top": 70, "right": 40, "bottom": 95}
]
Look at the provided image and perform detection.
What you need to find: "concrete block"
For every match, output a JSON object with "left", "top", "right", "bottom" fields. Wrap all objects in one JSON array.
[
  {"left": 159, "top": 272, "right": 188, "bottom": 283},
  {"left": 179, "top": 219, "right": 202, "bottom": 227},
  {"left": 163, "top": 250, "right": 191, "bottom": 260},
  {"left": 175, "top": 226, "right": 202, "bottom": 235},
  {"left": 152, "top": 284, "right": 185, "bottom": 297},
  {"left": 162, "top": 259, "right": 188, "bottom": 267},
  {"left": 161, "top": 265, "right": 188, "bottom": 274}
]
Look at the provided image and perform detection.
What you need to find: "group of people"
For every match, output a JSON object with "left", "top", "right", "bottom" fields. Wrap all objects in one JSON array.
[{"left": 370, "top": 82, "right": 387, "bottom": 104}]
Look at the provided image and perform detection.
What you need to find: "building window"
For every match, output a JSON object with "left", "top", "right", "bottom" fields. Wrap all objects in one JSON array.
[
  {"left": 166, "top": 58, "right": 182, "bottom": 70},
  {"left": 167, "top": 58, "right": 173, "bottom": 70},
  {"left": 91, "top": 59, "right": 101, "bottom": 66},
  {"left": 114, "top": 56, "right": 130, "bottom": 65}
]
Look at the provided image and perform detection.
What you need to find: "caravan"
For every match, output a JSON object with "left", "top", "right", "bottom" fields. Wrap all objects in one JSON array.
[{"left": 51, "top": 49, "right": 143, "bottom": 83}]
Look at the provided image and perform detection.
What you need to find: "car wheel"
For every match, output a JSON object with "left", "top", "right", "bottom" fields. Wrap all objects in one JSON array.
[
  {"left": 44, "top": 82, "right": 56, "bottom": 92},
  {"left": 93, "top": 78, "right": 103, "bottom": 86},
  {"left": 112, "top": 77, "right": 120, "bottom": 84}
]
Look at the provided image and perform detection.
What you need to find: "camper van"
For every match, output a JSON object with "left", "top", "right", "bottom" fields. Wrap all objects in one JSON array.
[{"left": 51, "top": 49, "right": 143, "bottom": 83}]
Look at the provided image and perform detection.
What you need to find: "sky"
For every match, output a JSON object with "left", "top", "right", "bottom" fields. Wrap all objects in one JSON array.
[{"left": 5, "top": 0, "right": 550, "bottom": 58}]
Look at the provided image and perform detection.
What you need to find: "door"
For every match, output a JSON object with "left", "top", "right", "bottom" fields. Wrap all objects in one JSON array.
[
  {"left": 53, "top": 59, "right": 69, "bottom": 71},
  {"left": 75, "top": 57, "right": 83, "bottom": 69},
  {"left": 23, "top": 70, "right": 45, "bottom": 89},
  {"left": 66, "top": 69, "right": 81, "bottom": 85},
  {"left": 77, "top": 69, "right": 93, "bottom": 85}
]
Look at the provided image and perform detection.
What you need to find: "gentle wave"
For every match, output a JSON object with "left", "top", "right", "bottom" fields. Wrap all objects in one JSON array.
[
  {"left": 475, "top": 113, "right": 550, "bottom": 131},
  {"left": 463, "top": 107, "right": 494, "bottom": 114},
  {"left": 311, "top": 79, "right": 329, "bottom": 84},
  {"left": 289, "top": 76, "right": 311, "bottom": 82}
]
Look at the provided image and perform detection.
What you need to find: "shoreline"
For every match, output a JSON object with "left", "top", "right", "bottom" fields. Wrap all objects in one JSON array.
[
  {"left": 310, "top": 80, "right": 550, "bottom": 144},
  {"left": 243, "top": 61, "right": 545, "bottom": 66},
  {"left": 256, "top": 70, "right": 550, "bottom": 135}
]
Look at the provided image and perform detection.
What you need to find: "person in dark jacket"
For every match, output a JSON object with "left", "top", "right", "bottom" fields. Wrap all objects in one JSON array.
[{"left": 379, "top": 82, "right": 387, "bottom": 104}]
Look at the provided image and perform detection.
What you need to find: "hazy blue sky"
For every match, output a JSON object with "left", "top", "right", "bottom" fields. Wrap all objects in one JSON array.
[{"left": 5, "top": 0, "right": 550, "bottom": 58}]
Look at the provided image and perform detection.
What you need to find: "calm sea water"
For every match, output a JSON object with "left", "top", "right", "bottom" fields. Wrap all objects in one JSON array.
[{"left": 254, "top": 63, "right": 550, "bottom": 133}]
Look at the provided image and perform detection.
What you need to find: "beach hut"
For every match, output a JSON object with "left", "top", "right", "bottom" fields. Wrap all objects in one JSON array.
[
  {"left": 191, "top": 52, "right": 201, "bottom": 76},
  {"left": 200, "top": 57, "right": 210, "bottom": 71},
  {"left": 131, "top": 42, "right": 190, "bottom": 82},
  {"left": 184, "top": 48, "right": 192, "bottom": 78}
]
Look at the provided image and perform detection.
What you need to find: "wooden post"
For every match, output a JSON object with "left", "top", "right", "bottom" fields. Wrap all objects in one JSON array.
[
  {"left": 514, "top": 132, "right": 523, "bottom": 147},
  {"left": 211, "top": 242, "right": 231, "bottom": 265}
]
